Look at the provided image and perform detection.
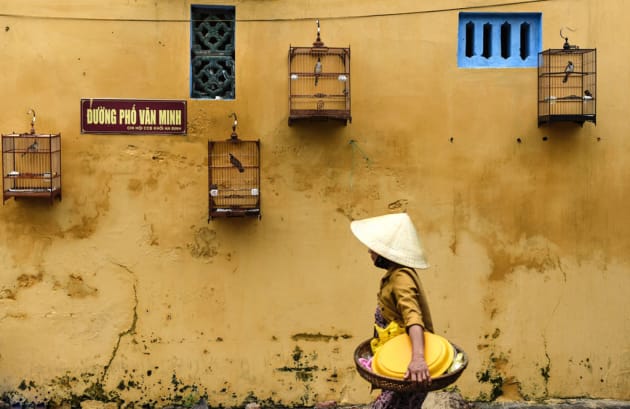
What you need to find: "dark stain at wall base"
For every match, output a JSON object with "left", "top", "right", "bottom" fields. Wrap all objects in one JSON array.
[
  {"left": 1, "top": 339, "right": 333, "bottom": 409},
  {"left": 475, "top": 329, "right": 511, "bottom": 402},
  {"left": 0, "top": 377, "right": 324, "bottom": 409},
  {"left": 291, "top": 332, "right": 352, "bottom": 342},
  {"left": 275, "top": 346, "right": 322, "bottom": 383}
]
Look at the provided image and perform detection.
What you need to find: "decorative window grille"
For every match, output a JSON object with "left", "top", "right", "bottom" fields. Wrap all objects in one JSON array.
[
  {"left": 288, "top": 21, "right": 351, "bottom": 125},
  {"left": 191, "top": 5, "right": 235, "bottom": 100},
  {"left": 2, "top": 112, "right": 61, "bottom": 204},
  {"left": 538, "top": 40, "right": 596, "bottom": 127},
  {"left": 458, "top": 12, "right": 541, "bottom": 68},
  {"left": 208, "top": 115, "right": 260, "bottom": 221}
]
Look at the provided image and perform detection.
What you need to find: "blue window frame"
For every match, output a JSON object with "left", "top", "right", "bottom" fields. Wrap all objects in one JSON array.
[{"left": 458, "top": 12, "right": 542, "bottom": 68}]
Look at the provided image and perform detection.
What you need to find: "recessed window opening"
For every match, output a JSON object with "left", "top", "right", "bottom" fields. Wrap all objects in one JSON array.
[
  {"left": 520, "top": 22, "right": 530, "bottom": 60},
  {"left": 458, "top": 12, "right": 541, "bottom": 68},
  {"left": 501, "top": 22, "right": 511, "bottom": 59},
  {"left": 465, "top": 21, "right": 475, "bottom": 57},
  {"left": 482, "top": 23, "right": 492, "bottom": 59}
]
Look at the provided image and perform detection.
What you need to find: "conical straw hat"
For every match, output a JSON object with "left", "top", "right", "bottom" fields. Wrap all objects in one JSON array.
[{"left": 350, "top": 213, "right": 429, "bottom": 269}]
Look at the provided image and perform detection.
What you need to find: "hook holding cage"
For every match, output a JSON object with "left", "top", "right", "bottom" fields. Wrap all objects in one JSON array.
[
  {"left": 313, "top": 18, "right": 324, "bottom": 47},
  {"left": 228, "top": 112, "right": 238, "bottom": 140},
  {"left": 27, "top": 108, "right": 36, "bottom": 134},
  {"left": 560, "top": 27, "right": 578, "bottom": 49}
]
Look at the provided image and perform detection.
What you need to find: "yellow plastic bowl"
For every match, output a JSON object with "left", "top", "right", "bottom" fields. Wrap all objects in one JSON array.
[{"left": 372, "top": 332, "right": 454, "bottom": 379}]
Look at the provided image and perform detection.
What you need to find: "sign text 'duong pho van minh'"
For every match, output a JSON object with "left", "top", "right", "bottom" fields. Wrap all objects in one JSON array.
[{"left": 81, "top": 99, "right": 187, "bottom": 135}]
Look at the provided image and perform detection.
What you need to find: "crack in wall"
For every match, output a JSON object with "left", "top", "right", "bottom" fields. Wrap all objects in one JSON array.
[
  {"left": 100, "top": 262, "right": 138, "bottom": 385},
  {"left": 541, "top": 336, "right": 551, "bottom": 398}
]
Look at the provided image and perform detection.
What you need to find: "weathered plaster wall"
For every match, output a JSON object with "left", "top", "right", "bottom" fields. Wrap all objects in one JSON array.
[{"left": 0, "top": 0, "right": 629, "bottom": 407}]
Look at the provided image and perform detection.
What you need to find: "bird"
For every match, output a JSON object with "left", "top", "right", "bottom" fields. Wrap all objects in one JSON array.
[
  {"left": 314, "top": 57, "right": 322, "bottom": 86},
  {"left": 584, "top": 90, "right": 593, "bottom": 98},
  {"left": 22, "top": 139, "right": 38, "bottom": 156},
  {"left": 563, "top": 61, "right": 574, "bottom": 83},
  {"left": 229, "top": 153, "right": 244, "bottom": 172}
]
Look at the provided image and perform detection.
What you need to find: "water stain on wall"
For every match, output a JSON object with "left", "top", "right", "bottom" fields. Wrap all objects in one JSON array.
[
  {"left": 63, "top": 176, "right": 112, "bottom": 240},
  {"left": 187, "top": 227, "right": 218, "bottom": 259},
  {"left": 0, "top": 273, "right": 44, "bottom": 300},
  {"left": 53, "top": 274, "right": 98, "bottom": 298},
  {"left": 17, "top": 273, "right": 43, "bottom": 289},
  {"left": 485, "top": 238, "right": 562, "bottom": 282},
  {"left": 127, "top": 178, "right": 143, "bottom": 193}
]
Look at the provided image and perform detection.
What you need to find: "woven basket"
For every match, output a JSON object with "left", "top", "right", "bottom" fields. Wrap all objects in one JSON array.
[{"left": 353, "top": 338, "right": 468, "bottom": 393}]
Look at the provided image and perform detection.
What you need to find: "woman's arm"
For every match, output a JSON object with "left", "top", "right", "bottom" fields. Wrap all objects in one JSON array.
[{"left": 406, "top": 324, "right": 431, "bottom": 386}]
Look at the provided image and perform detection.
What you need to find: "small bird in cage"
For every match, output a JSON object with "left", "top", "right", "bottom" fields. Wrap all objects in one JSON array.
[
  {"left": 229, "top": 153, "right": 245, "bottom": 172},
  {"left": 314, "top": 57, "right": 322, "bottom": 86},
  {"left": 563, "top": 61, "right": 574, "bottom": 83},
  {"left": 22, "top": 139, "right": 38, "bottom": 156},
  {"left": 584, "top": 90, "right": 593, "bottom": 99}
]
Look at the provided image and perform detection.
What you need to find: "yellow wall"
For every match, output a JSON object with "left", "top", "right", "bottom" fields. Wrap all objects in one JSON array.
[{"left": 1, "top": 0, "right": 629, "bottom": 406}]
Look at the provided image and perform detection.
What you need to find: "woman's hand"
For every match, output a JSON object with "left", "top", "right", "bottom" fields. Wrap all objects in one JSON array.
[
  {"left": 405, "top": 324, "right": 431, "bottom": 386},
  {"left": 406, "top": 355, "right": 431, "bottom": 386}
]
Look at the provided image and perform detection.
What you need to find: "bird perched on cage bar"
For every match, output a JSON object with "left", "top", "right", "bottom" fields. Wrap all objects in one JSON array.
[
  {"left": 563, "top": 61, "right": 574, "bottom": 83},
  {"left": 229, "top": 153, "right": 245, "bottom": 173},
  {"left": 22, "top": 139, "right": 38, "bottom": 156},
  {"left": 584, "top": 90, "right": 593, "bottom": 99},
  {"left": 314, "top": 57, "right": 322, "bottom": 86}
]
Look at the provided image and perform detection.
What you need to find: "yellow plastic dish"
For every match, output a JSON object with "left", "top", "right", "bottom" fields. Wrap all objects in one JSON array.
[{"left": 372, "top": 332, "right": 454, "bottom": 379}]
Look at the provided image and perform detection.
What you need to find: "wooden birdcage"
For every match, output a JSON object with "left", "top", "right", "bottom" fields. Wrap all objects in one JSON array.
[
  {"left": 2, "top": 133, "right": 62, "bottom": 204},
  {"left": 208, "top": 115, "right": 260, "bottom": 221},
  {"left": 2, "top": 112, "right": 62, "bottom": 204},
  {"left": 288, "top": 21, "right": 351, "bottom": 126},
  {"left": 538, "top": 39, "right": 596, "bottom": 127}
]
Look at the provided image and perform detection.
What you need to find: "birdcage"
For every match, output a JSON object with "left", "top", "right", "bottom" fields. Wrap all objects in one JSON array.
[
  {"left": 288, "top": 21, "right": 351, "bottom": 126},
  {"left": 538, "top": 44, "right": 596, "bottom": 126},
  {"left": 208, "top": 117, "right": 260, "bottom": 220},
  {"left": 2, "top": 132, "right": 62, "bottom": 204}
]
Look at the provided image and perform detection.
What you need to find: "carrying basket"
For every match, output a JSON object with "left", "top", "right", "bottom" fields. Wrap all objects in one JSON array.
[{"left": 353, "top": 338, "right": 468, "bottom": 393}]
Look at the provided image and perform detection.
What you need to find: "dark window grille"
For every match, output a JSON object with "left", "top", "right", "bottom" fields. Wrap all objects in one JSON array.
[{"left": 191, "top": 6, "right": 235, "bottom": 99}]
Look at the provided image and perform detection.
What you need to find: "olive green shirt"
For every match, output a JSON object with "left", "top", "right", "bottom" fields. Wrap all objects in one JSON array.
[{"left": 377, "top": 266, "right": 434, "bottom": 333}]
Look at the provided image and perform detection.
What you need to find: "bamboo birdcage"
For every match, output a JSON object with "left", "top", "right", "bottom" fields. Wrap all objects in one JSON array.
[
  {"left": 288, "top": 21, "right": 351, "bottom": 125},
  {"left": 538, "top": 38, "right": 596, "bottom": 127},
  {"left": 2, "top": 115, "right": 62, "bottom": 204},
  {"left": 208, "top": 116, "right": 260, "bottom": 221}
]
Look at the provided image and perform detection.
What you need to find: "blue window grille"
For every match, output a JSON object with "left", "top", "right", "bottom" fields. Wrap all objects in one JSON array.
[
  {"left": 458, "top": 12, "right": 541, "bottom": 68},
  {"left": 191, "top": 5, "right": 235, "bottom": 99}
]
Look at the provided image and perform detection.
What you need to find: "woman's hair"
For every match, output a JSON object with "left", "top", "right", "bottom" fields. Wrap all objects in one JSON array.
[{"left": 373, "top": 254, "right": 401, "bottom": 270}]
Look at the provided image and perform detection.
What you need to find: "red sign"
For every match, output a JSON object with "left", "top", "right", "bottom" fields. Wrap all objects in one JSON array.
[{"left": 81, "top": 99, "right": 187, "bottom": 135}]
